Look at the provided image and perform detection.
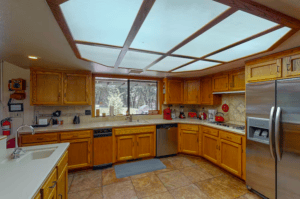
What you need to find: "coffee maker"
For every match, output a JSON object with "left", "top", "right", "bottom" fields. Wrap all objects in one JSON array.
[
  {"left": 208, "top": 109, "right": 217, "bottom": 122},
  {"left": 179, "top": 106, "right": 185, "bottom": 119}
]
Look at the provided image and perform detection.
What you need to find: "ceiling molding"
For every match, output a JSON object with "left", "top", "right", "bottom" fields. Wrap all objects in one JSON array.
[
  {"left": 213, "top": 0, "right": 300, "bottom": 29},
  {"left": 114, "top": 0, "right": 156, "bottom": 69}
]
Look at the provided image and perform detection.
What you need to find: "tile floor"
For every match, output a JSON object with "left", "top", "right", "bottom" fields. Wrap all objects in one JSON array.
[{"left": 68, "top": 155, "right": 262, "bottom": 199}]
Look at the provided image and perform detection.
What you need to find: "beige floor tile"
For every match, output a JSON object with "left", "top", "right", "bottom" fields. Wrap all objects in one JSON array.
[
  {"left": 180, "top": 166, "right": 214, "bottom": 183},
  {"left": 185, "top": 156, "right": 206, "bottom": 165},
  {"left": 68, "top": 174, "right": 74, "bottom": 192},
  {"left": 142, "top": 192, "right": 174, "bottom": 199},
  {"left": 157, "top": 170, "right": 191, "bottom": 190},
  {"left": 103, "top": 181, "right": 138, "bottom": 199},
  {"left": 167, "top": 156, "right": 195, "bottom": 169},
  {"left": 130, "top": 171, "right": 155, "bottom": 180},
  {"left": 235, "top": 192, "right": 262, "bottom": 199},
  {"left": 68, "top": 187, "right": 103, "bottom": 199},
  {"left": 102, "top": 167, "right": 131, "bottom": 186},
  {"left": 196, "top": 161, "right": 227, "bottom": 177},
  {"left": 69, "top": 170, "right": 102, "bottom": 193},
  {"left": 132, "top": 173, "right": 168, "bottom": 198},
  {"left": 170, "top": 184, "right": 210, "bottom": 199},
  {"left": 154, "top": 159, "right": 176, "bottom": 174},
  {"left": 196, "top": 175, "right": 248, "bottom": 199}
]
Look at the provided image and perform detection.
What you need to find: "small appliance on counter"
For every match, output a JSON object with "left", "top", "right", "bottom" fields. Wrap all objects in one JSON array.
[
  {"left": 215, "top": 112, "right": 225, "bottom": 122},
  {"left": 73, "top": 114, "right": 80, "bottom": 124},
  {"left": 208, "top": 109, "right": 217, "bottom": 122},
  {"left": 188, "top": 112, "right": 197, "bottom": 118},
  {"left": 171, "top": 109, "right": 176, "bottom": 119},
  {"left": 179, "top": 106, "right": 185, "bottom": 119},
  {"left": 163, "top": 107, "right": 172, "bottom": 120}
]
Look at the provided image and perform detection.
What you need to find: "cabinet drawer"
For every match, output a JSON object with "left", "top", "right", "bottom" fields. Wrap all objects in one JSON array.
[
  {"left": 180, "top": 124, "right": 198, "bottom": 131},
  {"left": 57, "top": 151, "right": 68, "bottom": 178},
  {"left": 21, "top": 133, "right": 58, "bottom": 144},
  {"left": 220, "top": 131, "right": 242, "bottom": 144},
  {"left": 202, "top": 126, "right": 218, "bottom": 137},
  {"left": 114, "top": 126, "right": 156, "bottom": 136},
  {"left": 41, "top": 168, "right": 57, "bottom": 199},
  {"left": 60, "top": 130, "right": 91, "bottom": 140}
]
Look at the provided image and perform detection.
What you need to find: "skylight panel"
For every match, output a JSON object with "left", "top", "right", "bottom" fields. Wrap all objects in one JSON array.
[
  {"left": 130, "top": 0, "right": 229, "bottom": 53},
  {"left": 60, "top": 0, "right": 143, "bottom": 46},
  {"left": 174, "top": 11, "right": 278, "bottom": 57},
  {"left": 148, "top": 57, "right": 193, "bottom": 71},
  {"left": 119, "top": 51, "right": 161, "bottom": 69},
  {"left": 207, "top": 27, "right": 291, "bottom": 61},
  {"left": 173, "top": 60, "right": 219, "bottom": 72},
  {"left": 77, "top": 44, "right": 121, "bottom": 66}
]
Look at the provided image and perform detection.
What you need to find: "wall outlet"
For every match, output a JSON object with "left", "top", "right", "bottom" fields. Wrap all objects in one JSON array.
[
  {"left": 10, "top": 112, "right": 23, "bottom": 118},
  {"left": 85, "top": 110, "right": 91, "bottom": 115}
]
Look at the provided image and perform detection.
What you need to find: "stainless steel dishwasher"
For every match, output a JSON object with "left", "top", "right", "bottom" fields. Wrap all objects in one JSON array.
[{"left": 156, "top": 124, "right": 178, "bottom": 158}]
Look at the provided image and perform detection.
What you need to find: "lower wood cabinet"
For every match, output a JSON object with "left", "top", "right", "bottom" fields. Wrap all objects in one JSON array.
[
  {"left": 179, "top": 129, "right": 199, "bottom": 155},
  {"left": 202, "top": 133, "right": 219, "bottom": 164},
  {"left": 116, "top": 135, "right": 136, "bottom": 161},
  {"left": 57, "top": 165, "right": 68, "bottom": 199},
  {"left": 136, "top": 134, "right": 153, "bottom": 159}
]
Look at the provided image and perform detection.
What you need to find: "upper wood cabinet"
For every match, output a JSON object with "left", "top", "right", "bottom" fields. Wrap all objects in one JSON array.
[
  {"left": 229, "top": 69, "right": 245, "bottom": 91},
  {"left": 212, "top": 73, "right": 229, "bottom": 92},
  {"left": 63, "top": 73, "right": 91, "bottom": 105},
  {"left": 30, "top": 69, "right": 92, "bottom": 106},
  {"left": 30, "top": 71, "right": 63, "bottom": 105},
  {"left": 282, "top": 54, "right": 300, "bottom": 78},
  {"left": 200, "top": 77, "right": 221, "bottom": 105},
  {"left": 184, "top": 79, "right": 200, "bottom": 104},
  {"left": 163, "top": 78, "right": 184, "bottom": 104}
]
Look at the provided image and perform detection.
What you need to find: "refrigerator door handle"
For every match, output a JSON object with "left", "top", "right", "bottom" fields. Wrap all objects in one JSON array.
[
  {"left": 275, "top": 107, "right": 282, "bottom": 161},
  {"left": 269, "top": 106, "right": 275, "bottom": 159}
]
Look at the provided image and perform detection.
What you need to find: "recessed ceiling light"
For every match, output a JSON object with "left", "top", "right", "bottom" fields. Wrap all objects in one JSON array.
[{"left": 28, "top": 55, "right": 39, "bottom": 60}]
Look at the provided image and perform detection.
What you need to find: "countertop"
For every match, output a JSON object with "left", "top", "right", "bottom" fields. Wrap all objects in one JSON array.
[
  {"left": 0, "top": 136, "right": 7, "bottom": 141},
  {"left": 0, "top": 143, "right": 69, "bottom": 199},
  {"left": 20, "top": 119, "right": 245, "bottom": 135}
]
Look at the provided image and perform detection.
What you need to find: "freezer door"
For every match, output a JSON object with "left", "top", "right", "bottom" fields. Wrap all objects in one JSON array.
[
  {"left": 277, "top": 78, "right": 300, "bottom": 199},
  {"left": 246, "top": 81, "right": 276, "bottom": 199}
]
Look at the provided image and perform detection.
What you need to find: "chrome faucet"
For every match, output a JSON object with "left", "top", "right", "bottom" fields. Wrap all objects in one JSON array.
[
  {"left": 126, "top": 114, "right": 133, "bottom": 122},
  {"left": 12, "top": 125, "right": 35, "bottom": 159}
]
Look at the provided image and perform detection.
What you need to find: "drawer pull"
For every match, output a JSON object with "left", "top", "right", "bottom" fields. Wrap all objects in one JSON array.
[
  {"left": 72, "top": 135, "right": 78, "bottom": 138},
  {"left": 49, "top": 181, "right": 57, "bottom": 189},
  {"left": 226, "top": 136, "right": 232, "bottom": 139}
]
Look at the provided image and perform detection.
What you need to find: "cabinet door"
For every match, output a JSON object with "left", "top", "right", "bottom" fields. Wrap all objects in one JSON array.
[
  {"left": 63, "top": 73, "right": 91, "bottom": 105},
  {"left": 246, "top": 59, "right": 282, "bottom": 82},
  {"left": 48, "top": 188, "right": 57, "bottom": 199},
  {"left": 57, "top": 165, "right": 68, "bottom": 199},
  {"left": 116, "top": 135, "right": 135, "bottom": 161},
  {"left": 229, "top": 69, "right": 245, "bottom": 91},
  {"left": 219, "top": 139, "right": 242, "bottom": 177},
  {"left": 61, "top": 138, "right": 92, "bottom": 169},
  {"left": 136, "top": 134, "right": 153, "bottom": 158},
  {"left": 180, "top": 130, "right": 199, "bottom": 155},
  {"left": 200, "top": 77, "right": 212, "bottom": 104},
  {"left": 166, "top": 80, "right": 184, "bottom": 104},
  {"left": 212, "top": 74, "right": 229, "bottom": 92},
  {"left": 283, "top": 54, "right": 300, "bottom": 78},
  {"left": 31, "top": 71, "right": 63, "bottom": 105},
  {"left": 184, "top": 80, "right": 200, "bottom": 104},
  {"left": 203, "top": 133, "right": 219, "bottom": 164}
]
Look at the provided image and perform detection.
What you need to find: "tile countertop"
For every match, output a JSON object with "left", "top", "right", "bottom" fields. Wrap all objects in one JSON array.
[
  {"left": 19, "top": 119, "right": 245, "bottom": 135},
  {"left": 0, "top": 143, "right": 69, "bottom": 199}
]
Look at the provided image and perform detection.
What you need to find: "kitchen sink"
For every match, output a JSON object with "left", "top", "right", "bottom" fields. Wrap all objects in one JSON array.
[{"left": 27, "top": 148, "right": 56, "bottom": 160}]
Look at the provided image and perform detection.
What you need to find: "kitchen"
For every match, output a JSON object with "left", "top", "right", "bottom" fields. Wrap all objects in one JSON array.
[{"left": 1, "top": 0, "right": 300, "bottom": 199}]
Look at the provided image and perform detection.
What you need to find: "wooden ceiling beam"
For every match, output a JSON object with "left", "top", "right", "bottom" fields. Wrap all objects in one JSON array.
[
  {"left": 114, "top": 0, "right": 156, "bottom": 69},
  {"left": 144, "top": 7, "right": 237, "bottom": 71},
  {"left": 213, "top": 0, "right": 300, "bottom": 29}
]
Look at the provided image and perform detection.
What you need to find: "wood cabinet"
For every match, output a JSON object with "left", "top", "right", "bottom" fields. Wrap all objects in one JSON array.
[
  {"left": 282, "top": 54, "right": 300, "bottom": 78},
  {"left": 113, "top": 126, "right": 156, "bottom": 163},
  {"left": 57, "top": 165, "right": 68, "bottom": 199},
  {"left": 212, "top": 74, "right": 229, "bottom": 92},
  {"left": 200, "top": 77, "right": 221, "bottom": 105},
  {"left": 202, "top": 133, "right": 219, "bottom": 164},
  {"left": 229, "top": 69, "right": 245, "bottom": 91},
  {"left": 180, "top": 130, "right": 199, "bottom": 155},
  {"left": 184, "top": 79, "right": 200, "bottom": 104},
  {"left": 30, "top": 69, "right": 92, "bottom": 106},
  {"left": 163, "top": 78, "right": 184, "bottom": 104}
]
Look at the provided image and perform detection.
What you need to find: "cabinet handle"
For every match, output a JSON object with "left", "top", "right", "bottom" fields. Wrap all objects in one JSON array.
[
  {"left": 49, "top": 181, "right": 57, "bottom": 189},
  {"left": 37, "top": 138, "right": 44, "bottom": 141},
  {"left": 277, "top": 65, "right": 279, "bottom": 73},
  {"left": 226, "top": 136, "right": 231, "bottom": 140},
  {"left": 64, "top": 93, "right": 66, "bottom": 97},
  {"left": 59, "top": 194, "right": 63, "bottom": 199},
  {"left": 216, "top": 145, "right": 218, "bottom": 150}
]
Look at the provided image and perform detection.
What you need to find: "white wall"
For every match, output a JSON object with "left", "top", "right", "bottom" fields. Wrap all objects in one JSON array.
[{"left": 1, "top": 61, "right": 33, "bottom": 140}]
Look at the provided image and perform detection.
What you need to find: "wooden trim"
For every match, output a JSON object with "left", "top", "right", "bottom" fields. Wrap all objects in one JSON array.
[
  {"left": 114, "top": 0, "right": 155, "bottom": 68},
  {"left": 268, "top": 29, "right": 299, "bottom": 51},
  {"left": 93, "top": 73, "right": 163, "bottom": 81},
  {"left": 92, "top": 75, "right": 96, "bottom": 117},
  {"left": 144, "top": 7, "right": 237, "bottom": 70},
  {"left": 213, "top": 0, "right": 300, "bottom": 29},
  {"left": 46, "top": 1, "right": 81, "bottom": 58},
  {"left": 169, "top": 60, "right": 223, "bottom": 73}
]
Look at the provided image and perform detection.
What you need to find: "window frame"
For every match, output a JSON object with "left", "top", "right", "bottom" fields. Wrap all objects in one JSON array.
[{"left": 92, "top": 74, "right": 163, "bottom": 117}]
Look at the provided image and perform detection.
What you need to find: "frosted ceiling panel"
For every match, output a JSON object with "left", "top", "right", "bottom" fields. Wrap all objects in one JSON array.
[
  {"left": 207, "top": 27, "right": 291, "bottom": 61},
  {"left": 173, "top": 60, "right": 219, "bottom": 72},
  {"left": 77, "top": 44, "right": 121, "bottom": 66},
  {"left": 174, "top": 11, "right": 278, "bottom": 57},
  {"left": 148, "top": 57, "right": 193, "bottom": 71},
  {"left": 119, "top": 51, "right": 161, "bottom": 69},
  {"left": 60, "top": 0, "right": 143, "bottom": 46},
  {"left": 130, "top": 0, "right": 229, "bottom": 52}
]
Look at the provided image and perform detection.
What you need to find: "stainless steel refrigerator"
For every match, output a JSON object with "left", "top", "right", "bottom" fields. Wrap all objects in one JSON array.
[{"left": 246, "top": 78, "right": 300, "bottom": 199}]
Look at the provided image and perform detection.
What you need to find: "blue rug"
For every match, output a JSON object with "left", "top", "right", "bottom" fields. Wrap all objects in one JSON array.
[{"left": 114, "top": 159, "right": 166, "bottom": 178}]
